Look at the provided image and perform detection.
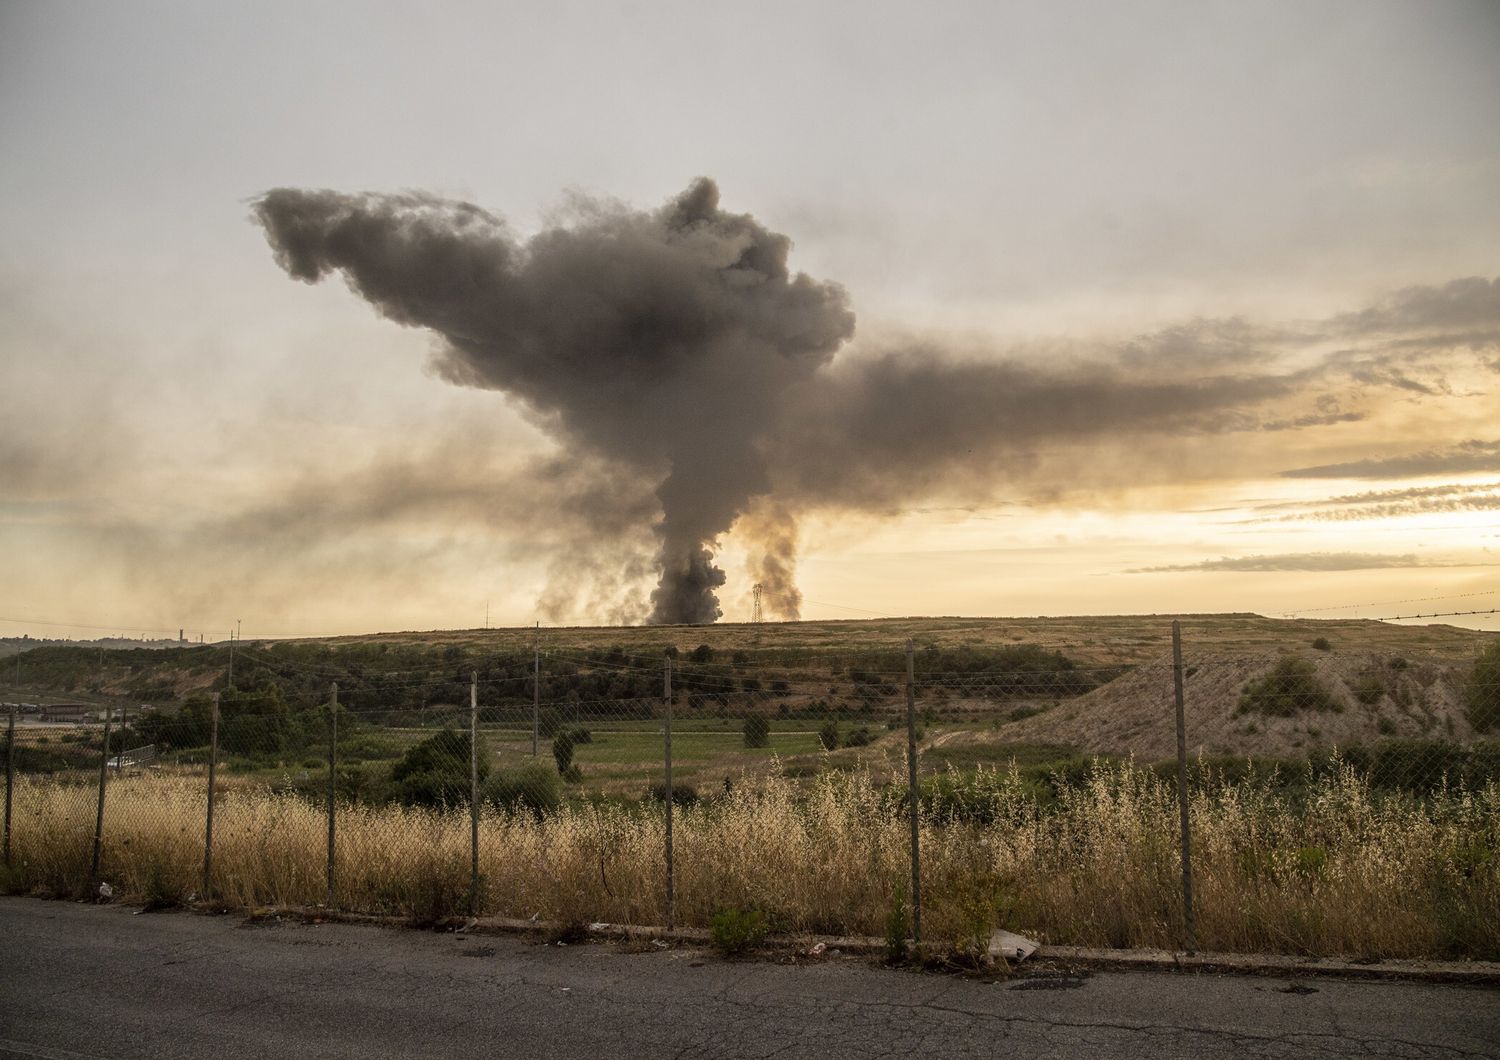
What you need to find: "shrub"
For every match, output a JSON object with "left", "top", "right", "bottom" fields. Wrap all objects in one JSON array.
[
  {"left": 1468, "top": 641, "right": 1500, "bottom": 734},
  {"left": 552, "top": 730, "right": 577, "bottom": 774},
  {"left": 1238, "top": 657, "right": 1337, "bottom": 716},
  {"left": 1311, "top": 637, "right": 1332, "bottom": 651},
  {"left": 389, "top": 729, "right": 486, "bottom": 807},
  {"left": 844, "top": 727, "right": 873, "bottom": 748},
  {"left": 1354, "top": 672, "right": 1387, "bottom": 706},
  {"left": 689, "top": 644, "right": 715, "bottom": 664},
  {"left": 710, "top": 907, "right": 767, "bottom": 956},
  {"left": 483, "top": 761, "right": 562, "bottom": 816},
  {"left": 646, "top": 782, "right": 699, "bottom": 807},
  {"left": 818, "top": 721, "right": 840, "bottom": 751},
  {"left": 743, "top": 715, "right": 770, "bottom": 748}
]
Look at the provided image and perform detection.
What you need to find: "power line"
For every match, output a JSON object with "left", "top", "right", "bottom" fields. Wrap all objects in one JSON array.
[{"left": 0, "top": 616, "right": 216, "bottom": 637}]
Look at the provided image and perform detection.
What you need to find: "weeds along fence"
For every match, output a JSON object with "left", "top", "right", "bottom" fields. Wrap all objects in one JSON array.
[{"left": 3, "top": 624, "right": 1499, "bottom": 962}]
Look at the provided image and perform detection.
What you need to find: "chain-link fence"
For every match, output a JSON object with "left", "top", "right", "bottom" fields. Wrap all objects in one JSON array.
[{"left": 4, "top": 625, "right": 1498, "bottom": 962}]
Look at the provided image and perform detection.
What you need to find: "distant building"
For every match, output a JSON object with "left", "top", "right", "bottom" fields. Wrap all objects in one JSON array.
[{"left": 39, "top": 703, "right": 100, "bottom": 722}]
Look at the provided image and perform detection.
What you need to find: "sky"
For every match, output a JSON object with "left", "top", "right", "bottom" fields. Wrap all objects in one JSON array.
[{"left": 1, "top": 0, "right": 1498, "bottom": 639}]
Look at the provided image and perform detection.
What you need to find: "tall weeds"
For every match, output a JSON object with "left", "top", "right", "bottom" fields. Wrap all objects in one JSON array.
[{"left": 7, "top": 762, "right": 1496, "bottom": 960}]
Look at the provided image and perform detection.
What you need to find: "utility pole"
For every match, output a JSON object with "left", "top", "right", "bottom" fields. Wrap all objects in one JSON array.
[{"left": 227, "top": 627, "right": 234, "bottom": 690}]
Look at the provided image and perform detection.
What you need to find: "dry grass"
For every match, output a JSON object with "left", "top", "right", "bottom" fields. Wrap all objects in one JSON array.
[{"left": 8, "top": 763, "right": 1497, "bottom": 960}]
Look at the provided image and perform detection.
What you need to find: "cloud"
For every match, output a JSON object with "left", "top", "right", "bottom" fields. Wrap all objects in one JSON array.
[
  {"left": 1336, "top": 275, "right": 1500, "bottom": 337},
  {"left": 1129, "top": 552, "right": 1436, "bottom": 573},
  {"left": 1248, "top": 481, "right": 1500, "bottom": 523},
  {"left": 1281, "top": 440, "right": 1500, "bottom": 479}
]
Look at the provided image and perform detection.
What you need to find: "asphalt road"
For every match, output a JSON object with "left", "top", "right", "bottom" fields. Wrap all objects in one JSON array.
[{"left": 2, "top": 898, "right": 1496, "bottom": 1059}]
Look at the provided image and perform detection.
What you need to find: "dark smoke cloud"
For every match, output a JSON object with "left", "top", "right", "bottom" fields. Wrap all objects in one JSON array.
[
  {"left": 772, "top": 348, "right": 1306, "bottom": 508},
  {"left": 253, "top": 181, "right": 1496, "bottom": 624},
  {"left": 255, "top": 180, "right": 853, "bottom": 624}
]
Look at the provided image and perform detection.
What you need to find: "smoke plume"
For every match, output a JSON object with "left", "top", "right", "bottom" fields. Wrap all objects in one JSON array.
[
  {"left": 253, "top": 179, "right": 1498, "bottom": 624},
  {"left": 255, "top": 180, "right": 852, "bottom": 624}
]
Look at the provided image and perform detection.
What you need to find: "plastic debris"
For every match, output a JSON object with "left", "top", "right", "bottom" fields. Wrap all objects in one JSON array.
[
  {"left": 97, "top": 882, "right": 114, "bottom": 901},
  {"left": 987, "top": 929, "right": 1039, "bottom": 962},
  {"left": 807, "top": 942, "right": 827, "bottom": 956},
  {"left": 589, "top": 922, "right": 610, "bottom": 932}
]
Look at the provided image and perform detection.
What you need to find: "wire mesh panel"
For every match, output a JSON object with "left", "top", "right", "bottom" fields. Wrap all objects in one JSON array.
[{"left": 7, "top": 719, "right": 105, "bottom": 892}]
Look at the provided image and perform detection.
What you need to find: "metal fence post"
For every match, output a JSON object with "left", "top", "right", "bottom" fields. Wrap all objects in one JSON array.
[
  {"left": 532, "top": 647, "right": 540, "bottom": 758},
  {"left": 470, "top": 670, "right": 480, "bottom": 916},
  {"left": 203, "top": 692, "right": 220, "bottom": 900},
  {"left": 905, "top": 639, "right": 921, "bottom": 946},
  {"left": 1171, "top": 620, "right": 1197, "bottom": 954},
  {"left": 326, "top": 681, "right": 337, "bottom": 908},
  {"left": 4, "top": 703, "right": 14, "bottom": 867},
  {"left": 663, "top": 654, "right": 674, "bottom": 931},
  {"left": 90, "top": 707, "right": 113, "bottom": 884}
]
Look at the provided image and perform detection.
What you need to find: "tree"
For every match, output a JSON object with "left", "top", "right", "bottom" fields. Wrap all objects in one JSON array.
[
  {"left": 743, "top": 714, "right": 770, "bottom": 748},
  {"left": 818, "top": 720, "right": 840, "bottom": 751}
]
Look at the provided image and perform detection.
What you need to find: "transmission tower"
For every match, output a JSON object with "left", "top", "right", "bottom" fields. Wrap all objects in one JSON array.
[{"left": 752, "top": 583, "right": 764, "bottom": 624}]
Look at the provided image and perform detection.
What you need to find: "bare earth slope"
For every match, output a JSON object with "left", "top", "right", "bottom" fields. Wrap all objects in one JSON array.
[{"left": 992, "top": 648, "right": 1479, "bottom": 760}]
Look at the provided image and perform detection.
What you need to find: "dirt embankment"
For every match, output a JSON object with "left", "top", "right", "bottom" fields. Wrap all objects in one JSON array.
[{"left": 973, "top": 649, "right": 1481, "bottom": 760}]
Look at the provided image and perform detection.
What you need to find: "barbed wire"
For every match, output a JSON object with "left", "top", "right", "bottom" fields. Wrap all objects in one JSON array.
[{"left": 1280, "top": 589, "right": 1500, "bottom": 617}]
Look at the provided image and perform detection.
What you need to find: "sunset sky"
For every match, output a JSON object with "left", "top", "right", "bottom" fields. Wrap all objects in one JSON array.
[{"left": 2, "top": 1, "right": 1498, "bottom": 639}]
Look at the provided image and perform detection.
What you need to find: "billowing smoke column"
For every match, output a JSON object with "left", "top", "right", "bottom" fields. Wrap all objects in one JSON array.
[
  {"left": 254, "top": 179, "right": 853, "bottom": 624},
  {"left": 255, "top": 179, "right": 1435, "bottom": 624}
]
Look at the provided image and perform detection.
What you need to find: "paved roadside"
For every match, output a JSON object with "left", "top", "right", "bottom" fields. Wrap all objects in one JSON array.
[{"left": 1, "top": 898, "right": 1496, "bottom": 1059}]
